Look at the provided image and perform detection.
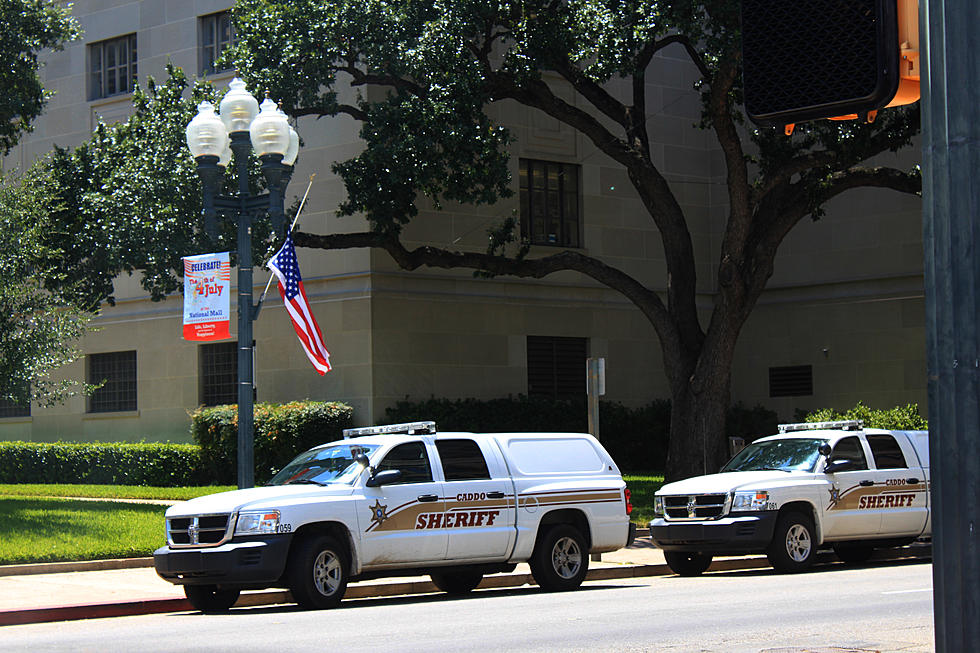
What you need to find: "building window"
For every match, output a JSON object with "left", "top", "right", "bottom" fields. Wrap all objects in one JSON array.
[
  {"left": 768, "top": 365, "right": 813, "bottom": 398},
  {"left": 88, "top": 351, "right": 137, "bottom": 413},
  {"left": 519, "top": 159, "right": 581, "bottom": 247},
  {"left": 89, "top": 34, "right": 137, "bottom": 100},
  {"left": 200, "top": 11, "right": 238, "bottom": 75},
  {"left": 527, "top": 336, "right": 587, "bottom": 399},
  {"left": 200, "top": 342, "right": 237, "bottom": 406},
  {"left": 0, "top": 386, "right": 30, "bottom": 418}
]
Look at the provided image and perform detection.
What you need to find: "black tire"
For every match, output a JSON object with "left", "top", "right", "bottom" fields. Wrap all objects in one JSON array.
[
  {"left": 183, "top": 585, "right": 240, "bottom": 613},
  {"left": 833, "top": 543, "right": 874, "bottom": 564},
  {"left": 430, "top": 570, "right": 484, "bottom": 595},
  {"left": 287, "top": 535, "right": 349, "bottom": 610},
  {"left": 664, "top": 551, "right": 713, "bottom": 576},
  {"left": 529, "top": 524, "right": 589, "bottom": 591},
  {"left": 767, "top": 511, "right": 817, "bottom": 573}
]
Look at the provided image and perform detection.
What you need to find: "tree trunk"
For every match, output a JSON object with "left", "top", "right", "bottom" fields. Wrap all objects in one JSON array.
[{"left": 664, "top": 341, "right": 736, "bottom": 482}]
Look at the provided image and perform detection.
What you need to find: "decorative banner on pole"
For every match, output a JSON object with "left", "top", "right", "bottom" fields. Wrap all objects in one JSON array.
[{"left": 182, "top": 252, "right": 231, "bottom": 341}]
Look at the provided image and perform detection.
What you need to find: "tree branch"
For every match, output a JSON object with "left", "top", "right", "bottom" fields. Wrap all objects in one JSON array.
[{"left": 293, "top": 229, "right": 677, "bottom": 344}]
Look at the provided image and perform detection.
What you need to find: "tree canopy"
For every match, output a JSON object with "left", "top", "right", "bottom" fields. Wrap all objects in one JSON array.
[
  {"left": 0, "top": 0, "right": 79, "bottom": 155},
  {"left": 0, "top": 168, "right": 89, "bottom": 405}
]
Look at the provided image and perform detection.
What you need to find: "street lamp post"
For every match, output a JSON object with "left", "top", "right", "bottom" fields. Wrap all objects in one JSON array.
[{"left": 185, "top": 78, "right": 299, "bottom": 489}]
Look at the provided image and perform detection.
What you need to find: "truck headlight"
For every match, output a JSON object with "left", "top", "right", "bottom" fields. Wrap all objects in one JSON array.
[
  {"left": 731, "top": 491, "right": 770, "bottom": 512},
  {"left": 653, "top": 496, "right": 665, "bottom": 516},
  {"left": 235, "top": 510, "right": 280, "bottom": 535}
]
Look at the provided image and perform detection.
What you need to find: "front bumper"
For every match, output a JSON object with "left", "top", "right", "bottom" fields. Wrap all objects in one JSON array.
[
  {"left": 154, "top": 534, "right": 292, "bottom": 589},
  {"left": 649, "top": 512, "right": 778, "bottom": 554}
]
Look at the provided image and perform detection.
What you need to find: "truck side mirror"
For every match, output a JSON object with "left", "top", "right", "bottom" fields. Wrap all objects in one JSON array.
[
  {"left": 824, "top": 459, "right": 853, "bottom": 474},
  {"left": 366, "top": 469, "right": 403, "bottom": 488},
  {"left": 355, "top": 453, "right": 370, "bottom": 468},
  {"left": 818, "top": 443, "right": 832, "bottom": 457}
]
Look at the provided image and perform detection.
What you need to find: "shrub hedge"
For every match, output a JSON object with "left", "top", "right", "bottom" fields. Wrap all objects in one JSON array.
[
  {"left": 0, "top": 441, "right": 204, "bottom": 486},
  {"left": 384, "top": 395, "right": 778, "bottom": 471},
  {"left": 800, "top": 401, "right": 928, "bottom": 430},
  {"left": 190, "top": 401, "right": 354, "bottom": 484}
]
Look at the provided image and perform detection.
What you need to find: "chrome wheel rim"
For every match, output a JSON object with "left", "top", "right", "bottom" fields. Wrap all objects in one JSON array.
[
  {"left": 551, "top": 536, "right": 583, "bottom": 579},
  {"left": 785, "top": 524, "right": 812, "bottom": 562},
  {"left": 312, "top": 549, "right": 342, "bottom": 596}
]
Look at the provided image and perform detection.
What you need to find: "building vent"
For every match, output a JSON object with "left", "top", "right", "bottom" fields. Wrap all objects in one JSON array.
[{"left": 769, "top": 365, "right": 813, "bottom": 398}]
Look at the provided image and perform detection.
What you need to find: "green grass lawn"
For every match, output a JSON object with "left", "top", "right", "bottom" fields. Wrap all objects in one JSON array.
[
  {"left": 0, "top": 484, "right": 236, "bottom": 501},
  {"left": 0, "top": 497, "right": 167, "bottom": 565},
  {"left": 624, "top": 473, "right": 664, "bottom": 526}
]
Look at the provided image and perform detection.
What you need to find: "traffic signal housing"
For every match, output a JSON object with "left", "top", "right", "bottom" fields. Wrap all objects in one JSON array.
[{"left": 741, "top": 0, "right": 919, "bottom": 132}]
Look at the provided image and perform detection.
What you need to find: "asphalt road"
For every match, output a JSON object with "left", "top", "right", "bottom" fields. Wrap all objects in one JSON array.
[{"left": 0, "top": 559, "right": 934, "bottom": 653}]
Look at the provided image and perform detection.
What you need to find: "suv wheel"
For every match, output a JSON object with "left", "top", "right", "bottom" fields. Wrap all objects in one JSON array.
[
  {"left": 287, "top": 535, "right": 349, "bottom": 609},
  {"left": 430, "top": 570, "right": 484, "bottom": 595},
  {"left": 767, "top": 511, "right": 816, "bottom": 573},
  {"left": 664, "top": 551, "right": 713, "bottom": 576},
  {"left": 530, "top": 524, "right": 589, "bottom": 591},
  {"left": 184, "top": 585, "right": 240, "bottom": 613}
]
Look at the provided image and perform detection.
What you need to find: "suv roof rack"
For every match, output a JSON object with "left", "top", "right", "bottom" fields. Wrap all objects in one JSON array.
[
  {"left": 343, "top": 421, "right": 437, "bottom": 439},
  {"left": 778, "top": 419, "right": 863, "bottom": 433}
]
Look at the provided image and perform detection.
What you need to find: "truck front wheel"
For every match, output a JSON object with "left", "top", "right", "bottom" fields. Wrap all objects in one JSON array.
[
  {"left": 530, "top": 524, "right": 589, "bottom": 591},
  {"left": 287, "top": 535, "right": 349, "bottom": 609},
  {"left": 767, "top": 511, "right": 816, "bottom": 573},
  {"left": 184, "top": 585, "right": 240, "bottom": 613},
  {"left": 664, "top": 551, "right": 713, "bottom": 576}
]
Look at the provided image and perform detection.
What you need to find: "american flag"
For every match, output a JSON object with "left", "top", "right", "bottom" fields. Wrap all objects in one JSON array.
[{"left": 267, "top": 236, "right": 331, "bottom": 374}]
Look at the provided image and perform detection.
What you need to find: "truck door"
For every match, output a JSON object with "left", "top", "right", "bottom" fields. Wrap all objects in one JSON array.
[
  {"left": 865, "top": 433, "right": 929, "bottom": 536},
  {"left": 358, "top": 440, "right": 448, "bottom": 565},
  {"left": 820, "top": 435, "right": 882, "bottom": 538},
  {"left": 436, "top": 438, "right": 516, "bottom": 561}
]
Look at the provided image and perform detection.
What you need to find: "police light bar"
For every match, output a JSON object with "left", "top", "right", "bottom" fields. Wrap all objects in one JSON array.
[
  {"left": 343, "top": 421, "right": 437, "bottom": 438},
  {"left": 778, "top": 420, "right": 863, "bottom": 433}
]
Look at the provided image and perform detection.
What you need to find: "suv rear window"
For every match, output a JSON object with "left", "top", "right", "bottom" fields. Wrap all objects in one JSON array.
[
  {"left": 866, "top": 434, "right": 908, "bottom": 469},
  {"left": 436, "top": 439, "right": 491, "bottom": 481}
]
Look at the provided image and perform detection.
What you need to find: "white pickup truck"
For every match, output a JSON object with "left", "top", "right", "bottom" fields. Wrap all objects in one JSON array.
[
  {"left": 155, "top": 422, "right": 635, "bottom": 611},
  {"left": 650, "top": 420, "right": 930, "bottom": 575}
]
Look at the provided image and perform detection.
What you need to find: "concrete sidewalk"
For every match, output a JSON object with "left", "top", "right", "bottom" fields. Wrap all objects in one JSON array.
[{"left": 0, "top": 537, "right": 929, "bottom": 627}]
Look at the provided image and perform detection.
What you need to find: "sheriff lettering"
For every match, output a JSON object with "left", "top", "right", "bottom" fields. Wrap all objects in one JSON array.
[
  {"left": 416, "top": 510, "right": 501, "bottom": 529},
  {"left": 858, "top": 493, "right": 917, "bottom": 509}
]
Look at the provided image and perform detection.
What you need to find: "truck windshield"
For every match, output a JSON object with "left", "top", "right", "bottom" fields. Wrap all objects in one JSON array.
[
  {"left": 721, "top": 438, "right": 827, "bottom": 473},
  {"left": 268, "top": 443, "right": 380, "bottom": 486}
]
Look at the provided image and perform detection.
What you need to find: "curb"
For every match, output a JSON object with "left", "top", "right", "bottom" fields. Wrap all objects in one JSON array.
[{"left": 0, "top": 547, "right": 930, "bottom": 627}]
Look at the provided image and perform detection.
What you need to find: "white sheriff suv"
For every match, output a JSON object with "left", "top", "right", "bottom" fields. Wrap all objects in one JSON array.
[
  {"left": 650, "top": 420, "right": 930, "bottom": 575},
  {"left": 154, "top": 422, "right": 635, "bottom": 611}
]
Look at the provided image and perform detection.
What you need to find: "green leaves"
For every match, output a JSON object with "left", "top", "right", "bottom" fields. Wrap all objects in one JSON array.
[{"left": 0, "top": 0, "right": 79, "bottom": 155}]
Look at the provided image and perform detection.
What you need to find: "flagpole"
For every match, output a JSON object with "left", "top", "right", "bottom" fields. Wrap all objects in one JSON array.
[{"left": 258, "top": 173, "right": 316, "bottom": 305}]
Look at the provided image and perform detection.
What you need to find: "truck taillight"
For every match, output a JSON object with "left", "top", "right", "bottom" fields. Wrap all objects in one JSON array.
[{"left": 624, "top": 488, "right": 633, "bottom": 515}]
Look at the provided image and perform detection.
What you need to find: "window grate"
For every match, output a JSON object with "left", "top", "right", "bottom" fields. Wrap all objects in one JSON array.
[
  {"left": 769, "top": 365, "right": 813, "bottom": 398},
  {"left": 88, "top": 351, "right": 137, "bottom": 413},
  {"left": 527, "top": 336, "right": 587, "bottom": 399},
  {"left": 200, "top": 341, "right": 237, "bottom": 406}
]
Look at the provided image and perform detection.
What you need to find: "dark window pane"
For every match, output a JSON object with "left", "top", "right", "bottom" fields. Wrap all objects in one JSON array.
[
  {"left": 519, "top": 159, "right": 582, "bottom": 248},
  {"left": 830, "top": 436, "right": 868, "bottom": 471},
  {"left": 436, "top": 439, "right": 491, "bottom": 481}
]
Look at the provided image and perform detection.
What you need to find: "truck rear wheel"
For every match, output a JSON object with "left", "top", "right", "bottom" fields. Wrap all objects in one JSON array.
[
  {"left": 530, "top": 524, "right": 589, "bottom": 591},
  {"left": 664, "top": 551, "right": 713, "bottom": 576},
  {"left": 184, "top": 585, "right": 240, "bottom": 613},
  {"left": 430, "top": 570, "right": 484, "bottom": 595},
  {"left": 767, "top": 511, "right": 816, "bottom": 573},
  {"left": 287, "top": 535, "right": 349, "bottom": 609}
]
